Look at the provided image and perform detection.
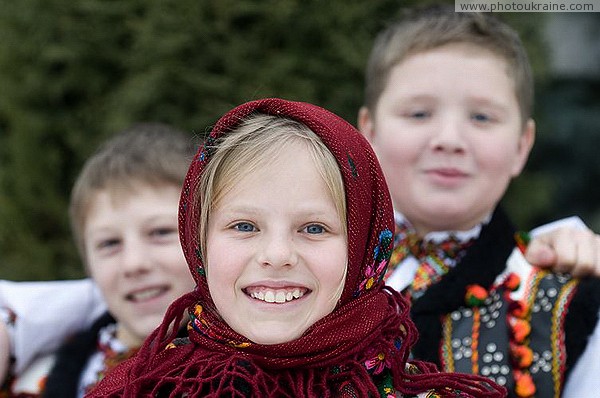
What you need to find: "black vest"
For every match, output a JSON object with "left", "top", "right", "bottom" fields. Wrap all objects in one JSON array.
[
  {"left": 410, "top": 208, "right": 600, "bottom": 397},
  {"left": 42, "top": 312, "right": 115, "bottom": 398}
]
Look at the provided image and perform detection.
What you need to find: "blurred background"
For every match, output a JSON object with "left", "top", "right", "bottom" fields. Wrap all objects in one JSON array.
[{"left": 1, "top": 0, "right": 599, "bottom": 280}]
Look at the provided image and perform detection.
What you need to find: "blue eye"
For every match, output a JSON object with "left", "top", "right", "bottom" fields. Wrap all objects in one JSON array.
[
  {"left": 234, "top": 222, "right": 256, "bottom": 232},
  {"left": 304, "top": 224, "right": 325, "bottom": 234},
  {"left": 410, "top": 111, "right": 430, "bottom": 119},
  {"left": 471, "top": 113, "right": 491, "bottom": 123}
]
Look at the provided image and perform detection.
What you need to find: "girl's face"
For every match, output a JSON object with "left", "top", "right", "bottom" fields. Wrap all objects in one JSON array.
[
  {"left": 206, "top": 140, "right": 347, "bottom": 345},
  {"left": 84, "top": 184, "right": 195, "bottom": 348}
]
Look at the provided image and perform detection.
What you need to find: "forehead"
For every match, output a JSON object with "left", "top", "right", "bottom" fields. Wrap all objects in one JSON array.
[
  {"left": 408, "top": 43, "right": 510, "bottom": 80},
  {"left": 385, "top": 43, "right": 517, "bottom": 104},
  {"left": 84, "top": 183, "right": 180, "bottom": 227},
  {"left": 93, "top": 181, "right": 179, "bottom": 206},
  {"left": 214, "top": 140, "right": 332, "bottom": 207}
]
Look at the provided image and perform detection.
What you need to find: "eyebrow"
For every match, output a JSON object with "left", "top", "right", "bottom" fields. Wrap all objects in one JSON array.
[
  {"left": 467, "top": 96, "right": 509, "bottom": 108},
  {"left": 217, "top": 204, "right": 338, "bottom": 219}
]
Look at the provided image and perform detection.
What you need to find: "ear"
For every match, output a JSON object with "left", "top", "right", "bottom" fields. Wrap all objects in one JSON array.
[
  {"left": 357, "top": 106, "right": 376, "bottom": 143},
  {"left": 511, "top": 118, "right": 535, "bottom": 177}
]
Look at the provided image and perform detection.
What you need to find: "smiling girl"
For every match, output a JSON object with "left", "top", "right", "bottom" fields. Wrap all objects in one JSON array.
[{"left": 89, "top": 98, "right": 505, "bottom": 397}]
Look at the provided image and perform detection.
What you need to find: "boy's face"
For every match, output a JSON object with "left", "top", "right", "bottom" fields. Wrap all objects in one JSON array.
[
  {"left": 359, "top": 43, "right": 534, "bottom": 235},
  {"left": 206, "top": 140, "right": 347, "bottom": 345},
  {"left": 84, "top": 184, "right": 194, "bottom": 347}
]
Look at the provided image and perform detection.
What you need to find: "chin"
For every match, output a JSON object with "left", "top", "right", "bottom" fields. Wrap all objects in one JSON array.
[
  {"left": 136, "top": 317, "right": 163, "bottom": 336},
  {"left": 246, "top": 329, "right": 304, "bottom": 345},
  {"left": 422, "top": 200, "right": 470, "bottom": 218}
]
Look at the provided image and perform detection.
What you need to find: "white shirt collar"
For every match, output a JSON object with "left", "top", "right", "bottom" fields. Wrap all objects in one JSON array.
[{"left": 393, "top": 210, "right": 490, "bottom": 243}]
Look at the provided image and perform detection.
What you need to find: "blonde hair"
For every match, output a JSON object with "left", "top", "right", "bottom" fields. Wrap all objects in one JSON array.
[
  {"left": 364, "top": 4, "right": 533, "bottom": 124},
  {"left": 69, "top": 123, "right": 197, "bottom": 263},
  {"left": 197, "top": 113, "right": 347, "bottom": 260}
]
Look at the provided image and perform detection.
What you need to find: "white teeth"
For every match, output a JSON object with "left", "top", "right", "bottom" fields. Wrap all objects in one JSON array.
[
  {"left": 275, "top": 291, "right": 286, "bottom": 303},
  {"left": 129, "top": 287, "right": 165, "bottom": 302},
  {"left": 264, "top": 291, "right": 275, "bottom": 303},
  {"left": 249, "top": 288, "right": 305, "bottom": 304}
]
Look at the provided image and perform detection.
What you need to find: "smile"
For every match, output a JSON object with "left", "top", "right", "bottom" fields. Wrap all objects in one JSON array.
[
  {"left": 245, "top": 287, "right": 308, "bottom": 303},
  {"left": 126, "top": 286, "right": 169, "bottom": 302},
  {"left": 427, "top": 167, "right": 468, "bottom": 177}
]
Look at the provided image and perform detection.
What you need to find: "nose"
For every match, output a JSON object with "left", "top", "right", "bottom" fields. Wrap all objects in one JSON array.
[
  {"left": 258, "top": 231, "right": 297, "bottom": 268},
  {"left": 430, "top": 115, "right": 466, "bottom": 154},
  {"left": 120, "top": 238, "right": 151, "bottom": 277}
]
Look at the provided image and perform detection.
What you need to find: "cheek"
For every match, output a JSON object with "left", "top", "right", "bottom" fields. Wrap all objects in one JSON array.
[
  {"left": 205, "top": 242, "right": 240, "bottom": 302},
  {"left": 161, "top": 247, "right": 191, "bottom": 278},
  {"left": 206, "top": 263, "right": 238, "bottom": 316},
  {"left": 317, "top": 244, "right": 347, "bottom": 302},
  {"left": 373, "top": 124, "right": 422, "bottom": 168},
  {"left": 475, "top": 139, "right": 522, "bottom": 176},
  {"left": 88, "top": 262, "right": 120, "bottom": 303},
  {"left": 372, "top": 133, "right": 415, "bottom": 204},
  {"left": 86, "top": 257, "right": 114, "bottom": 286}
]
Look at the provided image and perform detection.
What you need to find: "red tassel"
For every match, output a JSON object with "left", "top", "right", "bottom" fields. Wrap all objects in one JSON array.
[
  {"left": 510, "top": 318, "right": 531, "bottom": 343},
  {"left": 514, "top": 370, "right": 536, "bottom": 397},
  {"left": 465, "top": 284, "right": 488, "bottom": 307},
  {"left": 510, "top": 343, "right": 533, "bottom": 368},
  {"left": 509, "top": 300, "right": 528, "bottom": 319},
  {"left": 503, "top": 273, "right": 521, "bottom": 292}
]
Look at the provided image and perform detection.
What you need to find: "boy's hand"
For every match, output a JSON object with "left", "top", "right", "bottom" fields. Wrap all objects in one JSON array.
[{"left": 526, "top": 227, "right": 600, "bottom": 278}]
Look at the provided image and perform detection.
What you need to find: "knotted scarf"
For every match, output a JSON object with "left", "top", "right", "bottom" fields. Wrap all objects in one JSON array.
[{"left": 87, "top": 98, "right": 505, "bottom": 397}]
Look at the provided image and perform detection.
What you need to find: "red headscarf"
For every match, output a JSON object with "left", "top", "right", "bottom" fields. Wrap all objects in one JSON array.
[{"left": 88, "top": 99, "right": 505, "bottom": 397}]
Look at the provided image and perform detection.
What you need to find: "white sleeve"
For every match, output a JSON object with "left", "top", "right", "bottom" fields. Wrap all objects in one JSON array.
[
  {"left": 562, "top": 310, "right": 600, "bottom": 397},
  {"left": 0, "top": 278, "right": 107, "bottom": 374},
  {"left": 529, "top": 215, "right": 588, "bottom": 237}
]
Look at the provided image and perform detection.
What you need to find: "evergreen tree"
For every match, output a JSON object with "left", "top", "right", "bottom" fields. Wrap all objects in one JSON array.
[
  {"left": 1, "top": 0, "right": 575, "bottom": 281},
  {"left": 0, "top": 0, "right": 417, "bottom": 280}
]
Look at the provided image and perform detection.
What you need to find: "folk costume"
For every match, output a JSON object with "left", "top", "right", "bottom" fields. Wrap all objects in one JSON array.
[
  {"left": 0, "top": 313, "right": 139, "bottom": 398},
  {"left": 88, "top": 98, "right": 505, "bottom": 397},
  {"left": 43, "top": 313, "right": 139, "bottom": 398},
  {"left": 0, "top": 279, "right": 105, "bottom": 378},
  {"left": 0, "top": 279, "right": 108, "bottom": 398},
  {"left": 386, "top": 208, "right": 600, "bottom": 398}
]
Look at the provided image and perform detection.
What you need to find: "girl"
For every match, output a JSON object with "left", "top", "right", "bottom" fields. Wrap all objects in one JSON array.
[{"left": 89, "top": 98, "right": 505, "bottom": 397}]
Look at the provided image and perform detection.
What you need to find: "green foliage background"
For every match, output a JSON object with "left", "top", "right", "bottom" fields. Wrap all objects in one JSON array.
[{"left": 0, "top": 0, "right": 598, "bottom": 280}]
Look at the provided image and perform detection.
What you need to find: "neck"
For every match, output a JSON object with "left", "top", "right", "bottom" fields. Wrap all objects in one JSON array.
[
  {"left": 116, "top": 323, "right": 142, "bottom": 349},
  {"left": 394, "top": 211, "right": 489, "bottom": 242}
]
